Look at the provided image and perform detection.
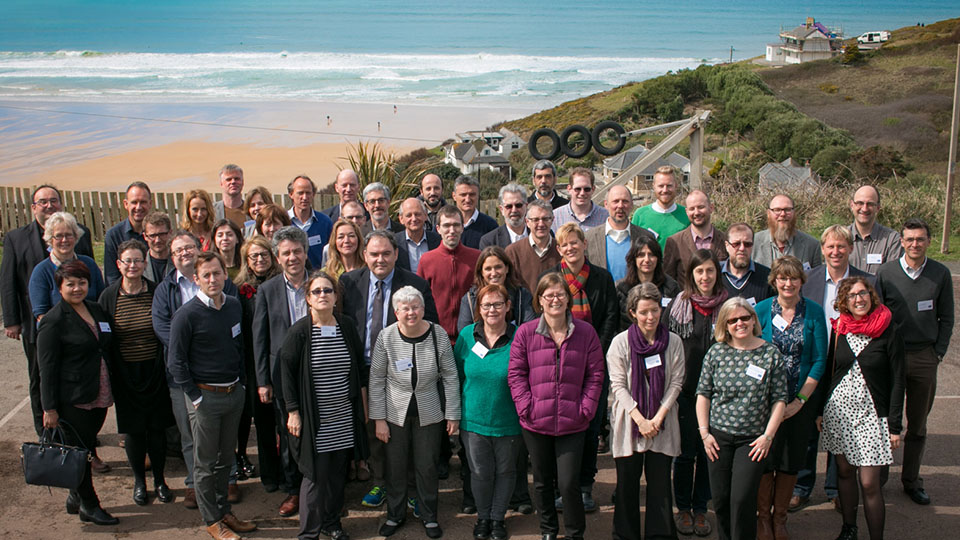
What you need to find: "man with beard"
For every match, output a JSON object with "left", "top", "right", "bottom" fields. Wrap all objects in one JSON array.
[
  {"left": 753, "top": 194, "right": 821, "bottom": 269},
  {"left": 419, "top": 173, "right": 447, "bottom": 229},
  {"left": 552, "top": 168, "right": 608, "bottom": 233},
  {"left": 584, "top": 185, "right": 654, "bottom": 283},
  {"left": 527, "top": 160, "right": 568, "bottom": 210},
  {"left": 663, "top": 190, "right": 727, "bottom": 286},
  {"left": 480, "top": 183, "right": 530, "bottom": 249},
  {"left": 720, "top": 223, "right": 774, "bottom": 303},
  {"left": 848, "top": 184, "right": 902, "bottom": 274},
  {"left": 630, "top": 166, "right": 689, "bottom": 249}
]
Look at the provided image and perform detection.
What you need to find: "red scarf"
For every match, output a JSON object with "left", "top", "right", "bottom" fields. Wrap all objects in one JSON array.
[
  {"left": 832, "top": 304, "right": 892, "bottom": 338},
  {"left": 561, "top": 260, "right": 592, "bottom": 324}
]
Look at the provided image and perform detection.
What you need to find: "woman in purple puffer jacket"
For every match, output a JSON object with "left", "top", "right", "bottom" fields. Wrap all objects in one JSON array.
[{"left": 508, "top": 272, "right": 605, "bottom": 540}]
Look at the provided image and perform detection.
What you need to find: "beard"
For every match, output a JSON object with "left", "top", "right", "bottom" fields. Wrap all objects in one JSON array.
[
  {"left": 731, "top": 253, "right": 751, "bottom": 270},
  {"left": 767, "top": 215, "right": 796, "bottom": 244}
]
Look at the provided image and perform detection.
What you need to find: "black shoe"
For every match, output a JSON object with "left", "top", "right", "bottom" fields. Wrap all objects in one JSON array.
[
  {"left": 133, "top": 484, "right": 148, "bottom": 506},
  {"left": 262, "top": 482, "right": 279, "bottom": 493},
  {"left": 155, "top": 483, "right": 174, "bottom": 503},
  {"left": 512, "top": 503, "right": 533, "bottom": 514},
  {"left": 321, "top": 528, "right": 350, "bottom": 540},
  {"left": 490, "top": 520, "right": 508, "bottom": 540},
  {"left": 437, "top": 461, "right": 450, "bottom": 480},
  {"left": 235, "top": 453, "right": 248, "bottom": 481},
  {"left": 378, "top": 519, "right": 405, "bottom": 537},
  {"left": 65, "top": 491, "right": 80, "bottom": 515},
  {"left": 461, "top": 503, "right": 478, "bottom": 514},
  {"left": 835, "top": 523, "right": 858, "bottom": 540},
  {"left": 905, "top": 487, "right": 931, "bottom": 505},
  {"left": 79, "top": 505, "right": 119, "bottom": 526},
  {"left": 238, "top": 454, "right": 257, "bottom": 478},
  {"left": 424, "top": 521, "right": 443, "bottom": 539},
  {"left": 473, "top": 518, "right": 492, "bottom": 539}
]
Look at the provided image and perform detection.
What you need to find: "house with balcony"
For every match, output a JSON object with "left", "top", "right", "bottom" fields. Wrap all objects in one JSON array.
[{"left": 765, "top": 17, "right": 844, "bottom": 65}]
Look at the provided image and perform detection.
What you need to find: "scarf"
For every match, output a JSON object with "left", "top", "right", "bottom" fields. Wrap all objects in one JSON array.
[
  {"left": 628, "top": 323, "right": 669, "bottom": 440},
  {"left": 832, "top": 304, "right": 892, "bottom": 338},
  {"left": 668, "top": 289, "right": 729, "bottom": 338},
  {"left": 561, "top": 260, "right": 592, "bottom": 324}
]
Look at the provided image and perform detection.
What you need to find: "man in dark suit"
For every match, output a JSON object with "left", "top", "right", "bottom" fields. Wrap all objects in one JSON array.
[
  {"left": 339, "top": 230, "right": 438, "bottom": 508},
  {"left": 479, "top": 183, "right": 529, "bottom": 250},
  {"left": 253, "top": 226, "right": 310, "bottom": 517},
  {"left": 1, "top": 184, "right": 93, "bottom": 436},
  {"left": 395, "top": 198, "right": 440, "bottom": 273},
  {"left": 527, "top": 159, "right": 569, "bottom": 209},
  {"left": 584, "top": 185, "right": 655, "bottom": 283},
  {"left": 663, "top": 190, "right": 727, "bottom": 286},
  {"left": 453, "top": 175, "right": 497, "bottom": 249},
  {"left": 321, "top": 168, "right": 366, "bottom": 221},
  {"left": 363, "top": 182, "right": 404, "bottom": 233}
]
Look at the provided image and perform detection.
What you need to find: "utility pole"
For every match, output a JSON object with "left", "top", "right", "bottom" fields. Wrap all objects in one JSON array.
[
  {"left": 729, "top": 46, "right": 735, "bottom": 63},
  {"left": 943, "top": 44, "right": 959, "bottom": 253}
]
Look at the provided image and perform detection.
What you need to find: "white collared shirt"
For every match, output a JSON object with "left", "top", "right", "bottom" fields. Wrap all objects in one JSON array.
[
  {"left": 288, "top": 208, "right": 315, "bottom": 231},
  {"left": 283, "top": 273, "right": 308, "bottom": 324},
  {"left": 507, "top": 225, "right": 529, "bottom": 244},
  {"left": 464, "top": 208, "right": 480, "bottom": 228},
  {"left": 651, "top": 201, "right": 677, "bottom": 214},
  {"left": 900, "top": 255, "right": 927, "bottom": 281},
  {"left": 529, "top": 235, "right": 550, "bottom": 258},
  {"left": 605, "top": 221, "right": 630, "bottom": 244},
  {"left": 823, "top": 266, "right": 850, "bottom": 338},
  {"left": 177, "top": 270, "right": 200, "bottom": 305},
  {"left": 195, "top": 290, "right": 225, "bottom": 310}
]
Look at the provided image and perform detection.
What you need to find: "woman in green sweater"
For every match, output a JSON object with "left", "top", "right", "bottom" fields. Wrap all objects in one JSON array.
[{"left": 454, "top": 283, "right": 520, "bottom": 540}]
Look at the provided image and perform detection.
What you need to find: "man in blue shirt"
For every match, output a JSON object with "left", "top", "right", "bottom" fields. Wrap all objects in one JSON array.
[
  {"left": 103, "top": 181, "right": 152, "bottom": 284},
  {"left": 286, "top": 175, "right": 333, "bottom": 268}
]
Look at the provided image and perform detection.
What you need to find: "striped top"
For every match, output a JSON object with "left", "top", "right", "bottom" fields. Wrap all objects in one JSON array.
[
  {"left": 114, "top": 290, "right": 159, "bottom": 363},
  {"left": 310, "top": 325, "right": 354, "bottom": 453}
]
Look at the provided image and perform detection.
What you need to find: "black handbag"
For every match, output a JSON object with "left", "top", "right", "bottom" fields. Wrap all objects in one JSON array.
[{"left": 20, "top": 420, "right": 91, "bottom": 490}]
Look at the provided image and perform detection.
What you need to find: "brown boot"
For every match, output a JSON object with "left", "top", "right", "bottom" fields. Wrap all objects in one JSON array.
[
  {"left": 757, "top": 472, "right": 775, "bottom": 540},
  {"left": 206, "top": 521, "right": 241, "bottom": 540},
  {"left": 183, "top": 488, "right": 199, "bottom": 509},
  {"left": 222, "top": 513, "right": 257, "bottom": 533},
  {"left": 773, "top": 472, "right": 797, "bottom": 540},
  {"left": 227, "top": 484, "right": 241, "bottom": 503}
]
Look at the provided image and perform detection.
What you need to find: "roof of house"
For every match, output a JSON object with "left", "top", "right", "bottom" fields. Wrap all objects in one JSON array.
[
  {"left": 468, "top": 154, "right": 510, "bottom": 165},
  {"left": 758, "top": 158, "right": 819, "bottom": 189},
  {"left": 603, "top": 145, "right": 690, "bottom": 173}
]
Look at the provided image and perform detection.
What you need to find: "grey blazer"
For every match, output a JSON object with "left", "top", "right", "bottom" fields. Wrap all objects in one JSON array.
[
  {"left": 367, "top": 322, "right": 461, "bottom": 427},
  {"left": 753, "top": 229, "right": 822, "bottom": 270},
  {"left": 584, "top": 224, "right": 654, "bottom": 270},
  {"left": 252, "top": 274, "right": 298, "bottom": 398},
  {"left": 802, "top": 264, "right": 882, "bottom": 309},
  {"left": 479, "top": 225, "right": 520, "bottom": 250}
]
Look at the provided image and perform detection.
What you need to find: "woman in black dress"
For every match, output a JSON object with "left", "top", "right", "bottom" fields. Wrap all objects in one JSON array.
[{"left": 616, "top": 235, "right": 682, "bottom": 332}]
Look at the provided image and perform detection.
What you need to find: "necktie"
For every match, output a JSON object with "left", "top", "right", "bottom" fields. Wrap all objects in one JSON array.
[{"left": 369, "top": 280, "right": 385, "bottom": 349}]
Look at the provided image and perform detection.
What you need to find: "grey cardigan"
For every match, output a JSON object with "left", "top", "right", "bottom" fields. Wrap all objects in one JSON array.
[
  {"left": 368, "top": 322, "right": 461, "bottom": 427},
  {"left": 752, "top": 229, "right": 822, "bottom": 270}
]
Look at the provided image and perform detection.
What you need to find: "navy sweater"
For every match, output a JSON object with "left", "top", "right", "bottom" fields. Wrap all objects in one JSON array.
[{"left": 168, "top": 295, "right": 245, "bottom": 401}]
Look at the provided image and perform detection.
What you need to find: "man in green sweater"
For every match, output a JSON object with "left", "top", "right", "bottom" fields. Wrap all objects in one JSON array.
[
  {"left": 876, "top": 218, "right": 954, "bottom": 506},
  {"left": 630, "top": 165, "right": 689, "bottom": 249}
]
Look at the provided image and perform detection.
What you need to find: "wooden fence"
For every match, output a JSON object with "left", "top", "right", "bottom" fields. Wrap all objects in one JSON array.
[{"left": 0, "top": 186, "right": 500, "bottom": 242}]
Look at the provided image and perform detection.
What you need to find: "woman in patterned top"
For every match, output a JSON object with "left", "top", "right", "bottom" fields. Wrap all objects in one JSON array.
[
  {"left": 98, "top": 240, "right": 174, "bottom": 507},
  {"left": 755, "top": 256, "right": 827, "bottom": 540},
  {"left": 818, "top": 278, "right": 904, "bottom": 540},
  {"left": 696, "top": 297, "right": 789, "bottom": 540},
  {"left": 279, "top": 271, "right": 368, "bottom": 540}
]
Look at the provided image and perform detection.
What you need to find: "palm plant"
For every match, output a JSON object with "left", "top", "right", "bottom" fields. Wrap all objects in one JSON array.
[{"left": 340, "top": 141, "right": 442, "bottom": 217}]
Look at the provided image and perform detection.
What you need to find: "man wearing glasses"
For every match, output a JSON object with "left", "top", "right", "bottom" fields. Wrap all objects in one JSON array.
[
  {"left": 104, "top": 181, "right": 152, "bottom": 285},
  {"left": 630, "top": 165, "right": 689, "bottom": 249},
  {"left": 142, "top": 212, "right": 175, "bottom": 283},
  {"left": 752, "top": 194, "right": 821, "bottom": 269},
  {"left": 505, "top": 200, "right": 562, "bottom": 294},
  {"left": 720, "top": 223, "right": 775, "bottom": 303},
  {"left": 552, "top": 167, "right": 608, "bottom": 233},
  {"left": 363, "top": 182, "right": 404, "bottom": 234},
  {"left": 848, "top": 185, "right": 903, "bottom": 274},
  {"left": 480, "top": 183, "right": 530, "bottom": 250}
]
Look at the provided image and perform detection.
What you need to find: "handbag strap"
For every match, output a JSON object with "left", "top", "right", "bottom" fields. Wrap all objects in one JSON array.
[{"left": 45, "top": 419, "right": 88, "bottom": 450}]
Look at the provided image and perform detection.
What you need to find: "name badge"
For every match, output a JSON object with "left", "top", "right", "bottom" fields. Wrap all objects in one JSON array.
[
  {"left": 867, "top": 253, "right": 883, "bottom": 265},
  {"left": 918, "top": 300, "right": 934, "bottom": 312},
  {"left": 802, "top": 262, "right": 811, "bottom": 271},
  {"left": 308, "top": 235, "right": 323, "bottom": 246},
  {"left": 644, "top": 354, "right": 662, "bottom": 369},
  {"left": 746, "top": 363, "right": 766, "bottom": 381},
  {"left": 772, "top": 314, "right": 789, "bottom": 331},
  {"left": 661, "top": 297, "right": 672, "bottom": 307},
  {"left": 231, "top": 323, "right": 241, "bottom": 338},
  {"left": 98, "top": 322, "right": 111, "bottom": 333},
  {"left": 746, "top": 297, "right": 757, "bottom": 307},
  {"left": 471, "top": 341, "right": 489, "bottom": 358},
  {"left": 320, "top": 325, "right": 336, "bottom": 337},
  {"left": 647, "top": 228, "right": 659, "bottom": 239},
  {"left": 395, "top": 358, "right": 413, "bottom": 372}
]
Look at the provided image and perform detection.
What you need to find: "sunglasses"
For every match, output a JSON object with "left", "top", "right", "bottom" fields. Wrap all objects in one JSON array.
[
  {"left": 726, "top": 315, "right": 753, "bottom": 325},
  {"left": 727, "top": 241, "right": 754, "bottom": 248},
  {"left": 310, "top": 287, "right": 335, "bottom": 296}
]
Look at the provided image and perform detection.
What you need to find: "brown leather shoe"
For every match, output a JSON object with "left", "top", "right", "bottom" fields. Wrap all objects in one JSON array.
[
  {"left": 183, "top": 488, "right": 199, "bottom": 509},
  {"left": 222, "top": 513, "right": 257, "bottom": 533},
  {"left": 675, "top": 510, "right": 694, "bottom": 535},
  {"left": 227, "top": 484, "right": 241, "bottom": 504},
  {"left": 91, "top": 456, "right": 111, "bottom": 474},
  {"left": 278, "top": 494, "right": 299, "bottom": 517},
  {"left": 206, "top": 521, "right": 241, "bottom": 540}
]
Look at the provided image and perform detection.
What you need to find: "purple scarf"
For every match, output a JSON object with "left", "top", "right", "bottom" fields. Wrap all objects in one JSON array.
[{"left": 627, "top": 323, "right": 669, "bottom": 439}]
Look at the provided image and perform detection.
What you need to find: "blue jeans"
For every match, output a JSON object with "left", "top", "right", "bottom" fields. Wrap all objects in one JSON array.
[
  {"left": 793, "top": 430, "right": 838, "bottom": 499},
  {"left": 673, "top": 393, "right": 711, "bottom": 513}
]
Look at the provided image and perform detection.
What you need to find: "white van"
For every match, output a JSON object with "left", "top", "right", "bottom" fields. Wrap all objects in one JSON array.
[{"left": 857, "top": 31, "right": 890, "bottom": 44}]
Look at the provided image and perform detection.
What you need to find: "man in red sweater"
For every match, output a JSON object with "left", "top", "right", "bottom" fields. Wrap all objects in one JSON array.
[{"left": 417, "top": 205, "right": 480, "bottom": 341}]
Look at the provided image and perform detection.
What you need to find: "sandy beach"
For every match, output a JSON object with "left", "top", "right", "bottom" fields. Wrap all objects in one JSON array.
[{"left": 0, "top": 100, "right": 536, "bottom": 193}]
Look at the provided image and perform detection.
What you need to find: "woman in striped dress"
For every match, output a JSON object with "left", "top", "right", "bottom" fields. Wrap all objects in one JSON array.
[{"left": 280, "top": 270, "right": 368, "bottom": 540}]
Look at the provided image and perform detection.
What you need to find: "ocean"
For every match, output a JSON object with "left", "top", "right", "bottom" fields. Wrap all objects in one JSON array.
[{"left": 0, "top": 0, "right": 956, "bottom": 107}]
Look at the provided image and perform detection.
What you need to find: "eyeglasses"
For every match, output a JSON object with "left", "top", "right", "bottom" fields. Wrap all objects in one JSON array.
[
  {"left": 32, "top": 198, "right": 60, "bottom": 206},
  {"left": 247, "top": 252, "right": 271, "bottom": 260},
  {"left": 52, "top": 233, "right": 75, "bottom": 241},
  {"left": 571, "top": 186, "right": 593, "bottom": 193},
  {"left": 343, "top": 214, "right": 364, "bottom": 221},
  {"left": 848, "top": 290, "right": 871, "bottom": 299},
  {"left": 768, "top": 207, "right": 794, "bottom": 214},
  {"left": 396, "top": 305, "right": 424, "bottom": 313},
  {"left": 143, "top": 231, "right": 169, "bottom": 240},
  {"left": 727, "top": 241, "right": 753, "bottom": 248},
  {"left": 119, "top": 258, "right": 145, "bottom": 265},
  {"left": 852, "top": 201, "right": 878, "bottom": 208},
  {"left": 527, "top": 216, "right": 553, "bottom": 223},
  {"left": 310, "top": 287, "right": 334, "bottom": 296},
  {"left": 540, "top": 293, "right": 566, "bottom": 301},
  {"left": 172, "top": 245, "right": 197, "bottom": 255},
  {"left": 502, "top": 203, "right": 525, "bottom": 210},
  {"left": 903, "top": 237, "right": 928, "bottom": 244},
  {"left": 479, "top": 301, "right": 506, "bottom": 311},
  {"left": 726, "top": 315, "right": 753, "bottom": 325},
  {"left": 365, "top": 197, "right": 388, "bottom": 206}
]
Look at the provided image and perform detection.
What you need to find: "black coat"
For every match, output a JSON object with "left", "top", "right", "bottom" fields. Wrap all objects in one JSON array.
[
  {"left": 278, "top": 313, "right": 369, "bottom": 481},
  {"left": 615, "top": 275, "right": 682, "bottom": 333},
  {"left": 37, "top": 299, "right": 114, "bottom": 411},
  {"left": 394, "top": 229, "right": 442, "bottom": 272},
  {"left": 544, "top": 261, "right": 619, "bottom": 352}
]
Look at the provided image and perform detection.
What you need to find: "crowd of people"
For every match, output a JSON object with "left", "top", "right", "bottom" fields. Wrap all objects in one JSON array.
[{"left": 0, "top": 161, "right": 953, "bottom": 540}]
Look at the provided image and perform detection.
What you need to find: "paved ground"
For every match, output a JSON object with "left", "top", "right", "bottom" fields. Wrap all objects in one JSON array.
[{"left": 1, "top": 278, "right": 959, "bottom": 539}]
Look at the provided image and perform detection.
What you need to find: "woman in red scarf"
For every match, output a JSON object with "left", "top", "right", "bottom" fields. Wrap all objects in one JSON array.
[
  {"left": 667, "top": 248, "right": 728, "bottom": 537},
  {"left": 818, "top": 277, "right": 904, "bottom": 540}
]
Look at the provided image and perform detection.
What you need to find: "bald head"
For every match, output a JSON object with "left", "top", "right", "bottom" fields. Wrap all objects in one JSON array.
[
  {"left": 606, "top": 185, "right": 634, "bottom": 228},
  {"left": 420, "top": 173, "right": 444, "bottom": 209},
  {"left": 685, "top": 190, "right": 713, "bottom": 228},
  {"left": 850, "top": 184, "right": 881, "bottom": 229},
  {"left": 335, "top": 169, "right": 360, "bottom": 203}
]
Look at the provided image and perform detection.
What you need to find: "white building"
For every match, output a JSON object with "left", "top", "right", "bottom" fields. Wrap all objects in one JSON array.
[{"left": 765, "top": 17, "right": 843, "bottom": 65}]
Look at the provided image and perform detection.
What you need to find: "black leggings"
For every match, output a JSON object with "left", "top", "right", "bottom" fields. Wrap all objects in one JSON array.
[
  {"left": 125, "top": 429, "right": 167, "bottom": 486},
  {"left": 236, "top": 413, "right": 252, "bottom": 457},
  {"left": 836, "top": 454, "right": 885, "bottom": 540}
]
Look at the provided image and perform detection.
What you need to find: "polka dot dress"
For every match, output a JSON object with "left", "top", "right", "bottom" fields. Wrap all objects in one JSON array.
[{"left": 822, "top": 333, "right": 893, "bottom": 466}]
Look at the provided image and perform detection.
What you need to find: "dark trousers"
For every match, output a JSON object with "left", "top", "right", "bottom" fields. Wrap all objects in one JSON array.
[
  {"left": 673, "top": 393, "right": 711, "bottom": 513},
  {"left": 253, "top": 397, "right": 281, "bottom": 489},
  {"left": 274, "top": 397, "right": 304, "bottom": 495},
  {"left": 794, "top": 431, "right": 838, "bottom": 499},
  {"left": 462, "top": 430, "right": 520, "bottom": 521},
  {"left": 614, "top": 451, "right": 677, "bottom": 540},
  {"left": 299, "top": 447, "right": 351, "bottom": 539},
  {"left": 187, "top": 388, "right": 244, "bottom": 526},
  {"left": 707, "top": 429, "right": 767, "bottom": 540},
  {"left": 385, "top": 418, "right": 443, "bottom": 523},
  {"left": 509, "top": 437, "right": 532, "bottom": 507},
  {"left": 59, "top": 405, "right": 108, "bottom": 507},
  {"left": 523, "top": 428, "right": 586, "bottom": 539},
  {"left": 458, "top": 434, "right": 475, "bottom": 506},
  {"left": 902, "top": 346, "right": 939, "bottom": 490},
  {"left": 578, "top": 382, "right": 608, "bottom": 490},
  {"left": 24, "top": 339, "right": 43, "bottom": 437}
]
